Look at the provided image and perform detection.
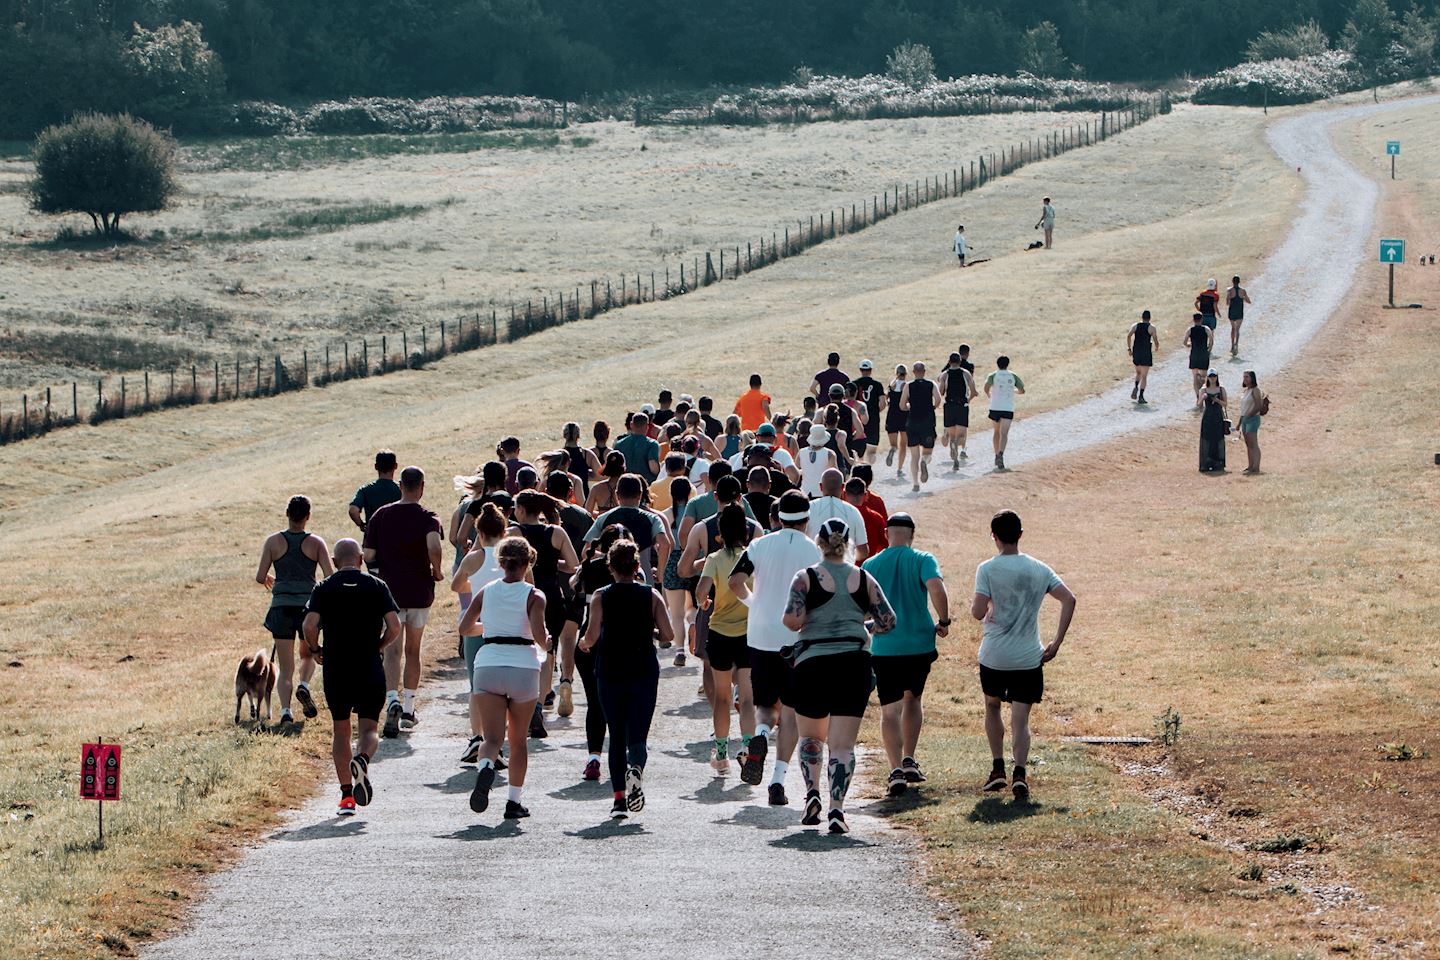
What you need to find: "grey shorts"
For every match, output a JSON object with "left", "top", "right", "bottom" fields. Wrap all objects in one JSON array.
[
  {"left": 472, "top": 664, "right": 540, "bottom": 701},
  {"left": 397, "top": 607, "right": 431, "bottom": 628}
]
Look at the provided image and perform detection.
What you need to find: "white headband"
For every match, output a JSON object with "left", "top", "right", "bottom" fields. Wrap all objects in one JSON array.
[{"left": 778, "top": 509, "right": 810, "bottom": 522}]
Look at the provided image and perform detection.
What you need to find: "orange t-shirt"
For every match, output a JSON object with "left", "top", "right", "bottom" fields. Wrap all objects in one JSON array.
[{"left": 734, "top": 389, "right": 771, "bottom": 432}]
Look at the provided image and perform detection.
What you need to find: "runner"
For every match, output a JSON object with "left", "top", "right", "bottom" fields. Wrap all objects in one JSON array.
[
  {"left": 590, "top": 420, "right": 612, "bottom": 466},
  {"left": 971, "top": 510, "right": 1076, "bottom": 800},
  {"left": 1226, "top": 275, "right": 1253, "bottom": 357},
  {"left": 734, "top": 374, "right": 772, "bottom": 433},
  {"left": 849, "top": 463, "right": 888, "bottom": 521},
  {"left": 983, "top": 356, "right": 1025, "bottom": 471},
  {"left": 255, "top": 495, "right": 333, "bottom": 725},
  {"left": 584, "top": 451, "right": 627, "bottom": 514},
  {"left": 862, "top": 512, "right": 949, "bottom": 796},
  {"left": 660, "top": 478, "right": 697, "bottom": 668},
  {"left": 851, "top": 360, "right": 886, "bottom": 463},
  {"left": 884, "top": 364, "right": 909, "bottom": 473},
  {"left": 781, "top": 518, "right": 896, "bottom": 833},
  {"left": 798, "top": 424, "right": 838, "bottom": 498},
  {"left": 953, "top": 224, "right": 968, "bottom": 266},
  {"left": 585, "top": 474, "right": 672, "bottom": 586},
  {"left": 562, "top": 422, "right": 602, "bottom": 499},
  {"left": 1127, "top": 310, "right": 1159, "bottom": 405},
  {"left": 512, "top": 491, "right": 579, "bottom": 738},
  {"left": 728, "top": 423, "right": 799, "bottom": 489},
  {"left": 899, "top": 361, "right": 938, "bottom": 492},
  {"left": 1185, "top": 314, "right": 1214, "bottom": 406},
  {"left": 840, "top": 383, "right": 870, "bottom": 465},
  {"left": 728, "top": 491, "right": 822, "bottom": 804},
  {"left": 496, "top": 437, "right": 533, "bottom": 495},
  {"left": 615, "top": 413, "right": 661, "bottom": 482},
  {"left": 744, "top": 467, "right": 775, "bottom": 531},
  {"left": 1195, "top": 279, "right": 1221, "bottom": 341},
  {"left": 652, "top": 389, "right": 676, "bottom": 427},
  {"left": 1238, "top": 370, "right": 1266, "bottom": 476},
  {"left": 459, "top": 537, "right": 548, "bottom": 820},
  {"left": 697, "top": 395, "right": 725, "bottom": 439},
  {"left": 301, "top": 538, "right": 400, "bottom": 815},
  {"left": 823, "top": 392, "right": 854, "bottom": 474},
  {"left": 347, "top": 450, "right": 401, "bottom": 547},
  {"left": 939, "top": 351, "right": 978, "bottom": 469},
  {"left": 806, "top": 468, "right": 870, "bottom": 562},
  {"left": 579, "top": 539, "right": 674, "bottom": 817},
  {"left": 809, "top": 352, "right": 849, "bottom": 399},
  {"left": 650, "top": 453, "right": 690, "bottom": 513},
  {"left": 696, "top": 505, "right": 758, "bottom": 776},
  {"left": 1034, "top": 199, "right": 1056, "bottom": 249},
  {"left": 718, "top": 416, "right": 745, "bottom": 462},
  {"left": 450, "top": 501, "right": 508, "bottom": 763},
  {"left": 361, "top": 466, "right": 444, "bottom": 738},
  {"left": 571, "top": 526, "right": 632, "bottom": 782},
  {"left": 546, "top": 472, "right": 593, "bottom": 720},
  {"left": 842, "top": 477, "right": 887, "bottom": 557}
]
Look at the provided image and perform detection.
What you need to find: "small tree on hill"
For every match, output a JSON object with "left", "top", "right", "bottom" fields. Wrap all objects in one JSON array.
[
  {"left": 29, "top": 113, "right": 177, "bottom": 237},
  {"left": 886, "top": 42, "right": 935, "bottom": 88},
  {"left": 1245, "top": 20, "right": 1331, "bottom": 61},
  {"left": 1342, "top": 0, "right": 1401, "bottom": 98},
  {"left": 1020, "top": 21, "right": 1071, "bottom": 77}
]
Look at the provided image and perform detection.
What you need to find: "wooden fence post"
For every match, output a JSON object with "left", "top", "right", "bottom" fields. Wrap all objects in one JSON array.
[
  {"left": 191, "top": 364, "right": 198, "bottom": 402},
  {"left": 144, "top": 371, "right": 150, "bottom": 407},
  {"left": 73, "top": 382, "right": 78, "bottom": 423}
]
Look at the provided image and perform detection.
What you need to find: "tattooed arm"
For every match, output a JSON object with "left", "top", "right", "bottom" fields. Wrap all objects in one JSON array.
[
  {"left": 780, "top": 571, "right": 809, "bottom": 632},
  {"left": 865, "top": 572, "right": 897, "bottom": 634}
]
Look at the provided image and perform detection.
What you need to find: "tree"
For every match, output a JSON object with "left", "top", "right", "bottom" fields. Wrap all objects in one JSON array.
[
  {"left": 1019, "top": 21, "right": 1070, "bottom": 77},
  {"left": 118, "top": 21, "right": 226, "bottom": 120},
  {"left": 29, "top": 113, "right": 177, "bottom": 237},
  {"left": 1342, "top": 0, "right": 1401, "bottom": 97},
  {"left": 1398, "top": 6, "right": 1439, "bottom": 74},
  {"left": 1245, "top": 20, "right": 1331, "bottom": 61},
  {"left": 885, "top": 41, "right": 935, "bottom": 88}
]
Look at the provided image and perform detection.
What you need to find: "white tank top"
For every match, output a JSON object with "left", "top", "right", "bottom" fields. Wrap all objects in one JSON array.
[
  {"left": 798, "top": 445, "right": 831, "bottom": 498},
  {"left": 466, "top": 545, "right": 504, "bottom": 597},
  {"left": 474, "top": 578, "right": 541, "bottom": 670}
]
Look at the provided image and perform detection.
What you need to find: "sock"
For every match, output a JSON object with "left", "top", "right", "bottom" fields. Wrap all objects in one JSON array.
[
  {"left": 588, "top": 753, "right": 601, "bottom": 765},
  {"left": 992, "top": 757, "right": 1005, "bottom": 772},
  {"left": 1013, "top": 764, "right": 1026, "bottom": 777},
  {"left": 386, "top": 690, "right": 399, "bottom": 705},
  {"left": 478, "top": 758, "right": 494, "bottom": 771},
  {"left": 715, "top": 736, "right": 729, "bottom": 759},
  {"left": 340, "top": 783, "right": 353, "bottom": 798},
  {"left": 828, "top": 750, "right": 856, "bottom": 808},
  {"left": 614, "top": 790, "right": 625, "bottom": 801},
  {"left": 755, "top": 722, "right": 772, "bottom": 740},
  {"left": 741, "top": 734, "right": 753, "bottom": 748},
  {"left": 799, "top": 738, "right": 823, "bottom": 794},
  {"left": 402, "top": 689, "right": 417, "bottom": 712},
  {"left": 507, "top": 785, "right": 523, "bottom": 803},
  {"left": 770, "top": 759, "right": 789, "bottom": 787},
  {"left": 297, "top": 680, "right": 309, "bottom": 691}
]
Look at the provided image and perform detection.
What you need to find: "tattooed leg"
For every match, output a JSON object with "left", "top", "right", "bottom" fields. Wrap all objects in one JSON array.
[
  {"left": 799, "top": 737, "right": 824, "bottom": 794},
  {"left": 828, "top": 748, "right": 856, "bottom": 810}
]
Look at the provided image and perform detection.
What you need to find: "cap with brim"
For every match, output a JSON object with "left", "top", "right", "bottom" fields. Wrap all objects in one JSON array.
[
  {"left": 756, "top": 423, "right": 777, "bottom": 437},
  {"left": 828, "top": 383, "right": 845, "bottom": 396},
  {"left": 859, "top": 359, "right": 874, "bottom": 370},
  {"left": 886, "top": 512, "right": 916, "bottom": 529},
  {"left": 1207, "top": 368, "right": 1218, "bottom": 377},
  {"left": 640, "top": 403, "right": 656, "bottom": 414}
]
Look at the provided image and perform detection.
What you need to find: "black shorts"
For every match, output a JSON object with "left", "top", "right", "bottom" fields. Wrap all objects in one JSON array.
[
  {"left": 943, "top": 403, "right": 969, "bottom": 428},
  {"left": 707, "top": 631, "right": 750, "bottom": 672},
  {"left": 978, "top": 664, "right": 1044, "bottom": 704},
  {"left": 884, "top": 411, "right": 907, "bottom": 435},
  {"left": 873, "top": 650, "right": 939, "bottom": 705},
  {"left": 538, "top": 583, "right": 568, "bottom": 641},
  {"left": 563, "top": 594, "right": 586, "bottom": 626},
  {"left": 323, "top": 661, "right": 386, "bottom": 721},
  {"left": 264, "top": 605, "right": 306, "bottom": 641},
  {"left": 786, "top": 650, "right": 874, "bottom": 719},
  {"left": 906, "top": 425, "right": 937, "bottom": 448},
  {"left": 749, "top": 648, "right": 791, "bottom": 708},
  {"left": 987, "top": 410, "right": 1014, "bottom": 422}
]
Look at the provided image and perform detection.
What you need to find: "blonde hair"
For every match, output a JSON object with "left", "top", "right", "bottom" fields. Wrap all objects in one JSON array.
[{"left": 496, "top": 536, "right": 535, "bottom": 572}]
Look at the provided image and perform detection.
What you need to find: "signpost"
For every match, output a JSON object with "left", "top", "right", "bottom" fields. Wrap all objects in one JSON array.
[
  {"left": 80, "top": 739, "right": 122, "bottom": 844},
  {"left": 1380, "top": 239, "right": 1405, "bottom": 307},
  {"left": 1386, "top": 140, "right": 1400, "bottom": 180}
]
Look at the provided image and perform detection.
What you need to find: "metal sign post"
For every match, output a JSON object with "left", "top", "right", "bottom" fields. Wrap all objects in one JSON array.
[
  {"left": 1386, "top": 140, "right": 1400, "bottom": 180},
  {"left": 1379, "top": 239, "right": 1405, "bottom": 307},
  {"left": 80, "top": 739, "right": 122, "bottom": 845}
]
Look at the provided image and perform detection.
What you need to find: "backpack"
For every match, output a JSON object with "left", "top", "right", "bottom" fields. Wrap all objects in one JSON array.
[{"left": 1259, "top": 394, "right": 1271, "bottom": 417}]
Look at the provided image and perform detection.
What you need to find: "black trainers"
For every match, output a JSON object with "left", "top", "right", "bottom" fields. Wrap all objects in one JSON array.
[
  {"left": 1012, "top": 767, "right": 1030, "bottom": 801},
  {"left": 1131, "top": 382, "right": 1139, "bottom": 400},
  {"left": 494, "top": 754, "right": 508, "bottom": 772},
  {"left": 767, "top": 782, "right": 788, "bottom": 806},
  {"left": 529, "top": 703, "right": 547, "bottom": 739},
  {"left": 610, "top": 797, "right": 628, "bottom": 819},
  {"left": 469, "top": 764, "right": 496, "bottom": 814},
  {"left": 382, "top": 701, "right": 402, "bottom": 739},
  {"left": 920, "top": 459, "right": 929, "bottom": 483},
  {"left": 625, "top": 765, "right": 645, "bottom": 813},
  {"left": 827, "top": 809, "right": 849, "bottom": 834},
  {"left": 887, "top": 768, "right": 908, "bottom": 797},
  {"left": 983, "top": 766, "right": 1007, "bottom": 792},
  {"left": 459, "top": 735, "right": 481, "bottom": 764},
  {"left": 741, "top": 734, "right": 767, "bottom": 785},
  {"left": 543, "top": 689, "right": 556, "bottom": 708},
  {"left": 350, "top": 754, "right": 372, "bottom": 806},
  {"left": 801, "top": 790, "right": 823, "bottom": 826},
  {"left": 400, "top": 710, "right": 419, "bottom": 729},
  {"left": 294, "top": 685, "right": 318, "bottom": 719},
  {"left": 503, "top": 800, "right": 530, "bottom": 820},
  {"left": 902, "top": 757, "right": 926, "bottom": 783}
]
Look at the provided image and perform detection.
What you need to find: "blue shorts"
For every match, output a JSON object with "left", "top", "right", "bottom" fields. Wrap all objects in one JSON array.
[{"left": 1240, "top": 415, "right": 1261, "bottom": 433}]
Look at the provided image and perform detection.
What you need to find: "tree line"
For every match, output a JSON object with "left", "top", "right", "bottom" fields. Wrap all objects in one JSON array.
[{"left": 1, "top": 0, "right": 1437, "bottom": 137}]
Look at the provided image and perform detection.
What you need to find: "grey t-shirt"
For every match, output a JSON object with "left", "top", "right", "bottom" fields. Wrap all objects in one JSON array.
[{"left": 974, "top": 552, "right": 1063, "bottom": 670}]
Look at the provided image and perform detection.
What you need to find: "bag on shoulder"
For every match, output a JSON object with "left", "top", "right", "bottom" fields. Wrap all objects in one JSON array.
[{"left": 1259, "top": 395, "right": 1271, "bottom": 417}]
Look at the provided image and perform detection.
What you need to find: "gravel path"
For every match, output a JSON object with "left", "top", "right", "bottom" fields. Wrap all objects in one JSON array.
[{"left": 144, "top": 98, "right": 1418, "bottom": 960}]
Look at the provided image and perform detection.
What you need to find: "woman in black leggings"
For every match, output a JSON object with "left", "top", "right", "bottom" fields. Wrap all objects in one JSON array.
[
  {"left": 579, "top": 539, "right": 674, "bottom": 818},
  {"left": 570, "top": 526, "right": 629, "bottom": 782}
]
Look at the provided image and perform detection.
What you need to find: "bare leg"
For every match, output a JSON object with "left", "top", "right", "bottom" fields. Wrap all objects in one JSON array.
[
  {"left": 909, "top": 444, "right": 922, "bottom": 487},
  {"left": 735, "top": 669, "right": 756, "bottom": 737},
  {"left": 777, "top": 705, "right": 799, "bottom": 764},
  {"left": 401, "top": 624, "right": 424, "bottom": 692},
  {"left": 796, "top": 715, "right": 828, "bottom": 796},
  {"left": 332, "top": 718, "right": 353, "bottom": 785},
  {"left": 558, "top": 621, "right": 578, "bottom": 682},
  {"left": 984, "top": 696, "right": 1005, "bottom": 761},
  {"left": 879, "top": 700, "right": 903, "bottom": 770},
  {"left": 1010, "top": 701, "right": 1033, "bottom": 767},
  {"left": 506, "top": 699, "right": 535, "bottom": 787},
  {"left": 901, "top": 692, "right": 924, "bottom": 758},
  {"left": 1138, "top": 365, "right": 1150, "bottom": 392},
  {"left": 383, "top": 640, "right": 401, "bottom": 696},
  {"left": 356, "top": 718, "right": 379, "bottom": 762},
  {"left": 274, "top": 638, "right": 296, "bottom": 714},
  {"left": 468, "top": 693, "right": 484, "bottom": 737},
  {"left": 710, "top": 667, "right": 733, "bottom": 741},
  {"left": 665, "top": 590, "right": 687, "bottom": 651}
]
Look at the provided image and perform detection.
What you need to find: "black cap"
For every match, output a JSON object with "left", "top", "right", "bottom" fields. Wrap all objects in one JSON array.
[{"left": 886, "top": 512, "right": 916, "bottom": 530}]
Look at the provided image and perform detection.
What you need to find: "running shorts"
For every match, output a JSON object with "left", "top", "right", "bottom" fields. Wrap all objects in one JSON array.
[
  {"left": 323, "top": 661, "right": 385, "bottom": 722},
  {"left": 707, "top": 631, "right": 750, "bottom": 672},
  {"left": 943, "top": 402, "right": 969, "bottom": 429},
  {"left": 786, "top": 650, "right": 873, "bottom": 719},
  {"left": 884, "top": 409, "right": 907, "bottom": 435},
  {"left": 693, "top": 604, "right": 711, "bottom": 662},
  {"left": 873, "top": 650, "right": 939, "bottom": 705},
  {"left": 749, "top": 648, "right": 791, "bottom": 708},
  {"left": 978, "top": 664, "right": 1043, "bottom": 704},
  {"left": 987, "top": 410, "right": 1014, "bottom": 422},
  {"left": 264, "top": 605, "right": 306, "bottom": 641},
  {"left": 473, "top": 664, "right": 541, "bottom": 700},
  {"left": 397, "top": 607, "right": 432, "bottom": 628},
  {"left": 905, "top": 425, "right": 937, "bottom": 448}
]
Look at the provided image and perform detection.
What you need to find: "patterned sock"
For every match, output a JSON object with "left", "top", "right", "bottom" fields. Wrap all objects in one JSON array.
[
  {"left": 714, "top": 737, "right": 729, "bottom": 760},
  {"left": 828, "top": 749, "right": 856, "bottom": 808}
]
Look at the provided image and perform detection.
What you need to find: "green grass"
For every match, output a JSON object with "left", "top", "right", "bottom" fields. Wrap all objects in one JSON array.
[
  {"left": 183, "top": 130, "right": 593, "bottom": 172},
  {"left": 0, "top": 328, "right": 211, "bottom": 373},
  {"left": 190, "top": 201, "right": 433, "bottom": 243}
]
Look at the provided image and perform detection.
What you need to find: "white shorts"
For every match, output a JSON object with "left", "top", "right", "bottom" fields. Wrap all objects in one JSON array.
[{"left": 397, "top": 607, "right": 431, "bottom": 628}]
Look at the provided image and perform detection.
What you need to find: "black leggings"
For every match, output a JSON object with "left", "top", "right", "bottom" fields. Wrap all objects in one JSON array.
[
  {"left": 574, "top": 646, "right": 606, "bottom": 755},
  {"left": 597, "top": 658, "right": 659, "bottom": 790}
]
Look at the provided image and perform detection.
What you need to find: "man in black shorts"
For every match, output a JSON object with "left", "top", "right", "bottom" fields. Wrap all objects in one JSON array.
[
  {"left": 303, "top": 539, "right": 402, "bottom": 816},
  {"left": 898, "top": 361, "right": 938, "bottom": 493},
  {"left": 850, "top": 359, "right": 886, "bottom": 463},
  {"left": 939, "top": 351, "right": 978, "bottom": 470}
]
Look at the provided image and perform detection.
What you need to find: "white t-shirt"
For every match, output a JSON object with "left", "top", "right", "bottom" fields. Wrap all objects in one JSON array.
[
  {"left": 733, "top": 529, "right": 822, "bottom": 652},
  {"left": 688, "top": 457, "right": 713, "bottom": 486},
  {"left": 985, "top": 370, "right": 1024, "bottom": 413},
  {"left": 805, "top": 496, "right": 868, "bottom": 550},
  {"left": 974, "top": 552, "right": 1063, "bottom": 671},
  {"left": 473, "top": 579, "right": 544, "bottom": 669}
]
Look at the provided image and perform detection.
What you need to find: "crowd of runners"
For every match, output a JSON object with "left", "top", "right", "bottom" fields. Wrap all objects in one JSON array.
[{"left": 257, "top": 353, "right": 1078, "bottom": 834}]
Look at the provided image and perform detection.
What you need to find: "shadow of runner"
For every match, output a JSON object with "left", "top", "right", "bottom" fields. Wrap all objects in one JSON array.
[
  {"left": 440, "top": 821, "right": 524, "bottom": 842},
  {"left": 966, "top": 796, "right": 1055, "bottom": 823},
  {"left": 853, "top": 791, "right": 943, "bottom": 816},
  {"left": 768, "top": 830, "right": 875, "bottom": 851},
  {"left": 713, "top": 804, "right": 795, "bottom": 832},
  {"left": 683, "top": 778, "right": 753, "bottom": 805},
  {"left": 372, "top": 737, "right": 416, "bottom": 762},
  {"left": 272, "top": 819, "right": 367, "bottom": 842},
  {"left": 565, "top": 820, "right": 649, "bottom": 840},
  {"left": 660, "top": 739, "right": 714, "bottom": 763},
  {"left": 661, "top": 700, "right": 712, "bottom": 720},
  {"left": 423, "top": 771, "right": 475, "bottom": 795},
  {"left": 546, "top": 780, "right": 610, "bottom": 802}
]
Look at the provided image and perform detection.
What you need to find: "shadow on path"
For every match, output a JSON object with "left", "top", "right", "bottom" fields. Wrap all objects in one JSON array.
[
  {"left": 769, "top": 830, "right": 875, "bottom": 852},
  {"left": 438, "top": 822, "right": 524, "bottom": 842},
  {"left": 272, "top": 819, "right": 367, "bottom": 842},
  {"left": 565, "top": 820, "right": 649, "bottom": 840}
]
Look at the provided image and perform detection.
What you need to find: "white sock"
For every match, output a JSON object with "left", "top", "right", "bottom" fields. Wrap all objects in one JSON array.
[
  {"left": 507, "top": 785, "right": 523, "bottom": 803},
  {"left": 403, "top": 689, "right": 417, "bottom": 712},
  {"left": 478, "top": 758, "right": 494, "bottom": 770},
  {"left": 756, "top": 723, "right": 772, "bottom": 740},
  {"left": 296, "top": 680, "right": 309, "bottom": 691},
  {"left": 588, "top": 753, "right": 601, "bottom": 764},
  {"left": 386, "top": 690, "right": 399, "bottom": 705},
  {"left": 770, "top": 759, "right": 789, "bottom": 786}
]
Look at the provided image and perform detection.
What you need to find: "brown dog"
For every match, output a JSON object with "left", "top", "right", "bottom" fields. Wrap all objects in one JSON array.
[{"left": 235, "top": 647, "right": 276, "bottom": 724}]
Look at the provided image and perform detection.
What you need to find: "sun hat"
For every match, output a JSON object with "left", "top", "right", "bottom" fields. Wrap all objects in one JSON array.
[{"left": 807, "top": 424, "right": 830, "bottom": 447}]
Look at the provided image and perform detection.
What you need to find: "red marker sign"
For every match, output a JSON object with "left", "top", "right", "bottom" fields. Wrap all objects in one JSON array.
[{"left": 80, "top": 742, "right": 122, "bottom": 801}]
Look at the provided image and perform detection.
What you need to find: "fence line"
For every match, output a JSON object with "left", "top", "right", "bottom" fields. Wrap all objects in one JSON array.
[{"left": 0, "top": 94, "right": 1169, "bottom": 446}]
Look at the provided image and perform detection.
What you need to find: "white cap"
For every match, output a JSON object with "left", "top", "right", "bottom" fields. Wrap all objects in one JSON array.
[
  {"left": 640, "top": 403, "right": 656, "bottom": 414},
  {"left": 1206, "top": 278, "right": 1217, "bottom": 290},
  {"left": 859, "top": 359, "right": 874, "bottom": 370}
]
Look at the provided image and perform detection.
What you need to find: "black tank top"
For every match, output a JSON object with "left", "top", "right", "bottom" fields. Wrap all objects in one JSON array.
[
  {"left": 887, "top": 382, "right": 904, "bottom": 408},
  {"left": 943, "top": 367, "right": 968, "bottom": 404},
  {"left": 517, "top": 523, "right": 560, "bottom": 585},
  {"left": 1227, "top": 288, "right": 1244, "bottom": 320},
  {"left": 597, "top": 581, "right": 657, "bottom": 676},
  {"left": 907, "top": 380, "right": 936, "bottom": 423},
  {"left": 566, "top": 446, "right": 592, "bottom": 485}
]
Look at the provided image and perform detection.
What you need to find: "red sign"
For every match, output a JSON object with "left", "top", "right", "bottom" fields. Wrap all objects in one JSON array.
[{"left": 80, "top": 743, "right": 122, "bottom": 801}]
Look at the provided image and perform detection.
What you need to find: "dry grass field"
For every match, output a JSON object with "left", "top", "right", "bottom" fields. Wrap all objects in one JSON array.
[{"left": 2, "top": 90, "right": 1433, "bottom": 960}]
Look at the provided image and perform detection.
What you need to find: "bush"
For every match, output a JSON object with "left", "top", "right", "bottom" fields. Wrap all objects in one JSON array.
[
  {"left": 1191, "top": 51, "right": 1360, "bottom": 105},
  {"left": 886, "top": 42, "right": 936, "bottom": 89},
  {"left": 1245, "top": 20, "right": 1331, "bottom": 61},
  {"left": 29, "top": 113, "right": 177, "bottom": 236}
]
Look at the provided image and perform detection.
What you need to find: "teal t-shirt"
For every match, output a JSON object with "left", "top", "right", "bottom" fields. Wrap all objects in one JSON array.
[
  {"left": 615, "top": 433, "right": 661, "bottom": 481},
  {"left": 681, "top": 492, "right": 756, "bottom": 525},
  {"left": 862, "top": 546, "right": 942, "bottom": 656}
]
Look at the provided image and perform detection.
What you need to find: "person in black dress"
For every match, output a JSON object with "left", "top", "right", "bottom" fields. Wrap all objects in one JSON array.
[
  {"left": 1198, "top": 370, "right": 1228, "bottom": 472},
  {"left": 1127, "top": 310, "right": 1159, "bottom": 404}
]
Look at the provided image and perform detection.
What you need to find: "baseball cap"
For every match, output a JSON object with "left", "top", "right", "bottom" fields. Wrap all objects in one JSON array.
[
  {"left": 859, "top": 359, "right": 873, "bottom": 370},
  {"left": 828, "top": 383, "right": 845, "bottom": 397},
  {"left": 886, "top": 512, "right": 916, "bottom": 530},
  {"left": 756, "top": 422, "right": 777, "bottom": 437}
]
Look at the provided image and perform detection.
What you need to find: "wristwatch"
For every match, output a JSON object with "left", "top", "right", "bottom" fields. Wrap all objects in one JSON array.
[{"left": 936, "top": 619, "right": 952, "bottom": 628}]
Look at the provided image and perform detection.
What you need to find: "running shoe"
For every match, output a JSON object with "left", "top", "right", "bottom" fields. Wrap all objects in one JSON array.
[
  {"left": 902, "top": 757, "right": 927, "bottom": 783},
  {"left": 279, "top": 710, "right": 294, "bottom": 726},
  {"left": 885, "top": 448, "right": 895, "bottom": 467},
  {"left": 503, "top": 801, "right": 530, "bottom": 820},
  {"left": 767, "top": 783, "right": 788, "bottom": 806},
  {"left": 625, "top": 766, "right": 645, "bottom": 813},
  {"left": 294, "top": 685, "right": 318, "bottom": 719},
  {"left": 951, "top": 456, "right": 959, "bottom": 471},
  {"left": 801, "top": 790, "right": 823, "bottom": 826},
  {"left": 920, "top": 460, "right": 928, "bottom": 483},
  {"left": 896, "top": 468, "right": 905, "bottom": 479},
  {"left": 401, "top": 710, "right": 419, "bottom": 729},
  {"left": 470, "top": 764, "right": 496, "bottom": 814},
  {"left": 557, "top": 680, "right": 574, "bottom": 718},
  {"left": 674, "top": 651, "right": 687, "bottom": 667},
  {"left": 658, "top": 639, "right": 673, "bottom": 650},
  {"left": 711, "top": 741, "right": 729, "bottom": 773},
  {"left": 459, "top": 735, "right": 482, "bottom": 765},
  {"left": 996, "top": 452, "right": 1005, "bottom": 471},
  {"left": 827, "top": 809, "right": 849, "bottom": 834},
  {"left": 983, "top": 767, "right": 1008, "bottom": 792},
  {"left": 382, "top": 701, "right": 402, "bottom": 739},
  {"left": 495, "top": 755, "right": 508, "bottom": 772},
  {"left": 582, "top": 758, "right": 602, "bottom": 781},
  {"left": 1012, "top": 768, "right": 1030, "bottom": 801},
  {"left": 543, "top": 689, "right": 556, "bottom": 708},
  {"left": 1131, "top": 382, "right": 1139, "bottom": 400},
  {"left": 529, "top": 703, "right": 548, "bottom": 739},
  {"left": 959, "top": 448, "right": 968, "bottom": 460},
  {"left": 610, "top": 797, "right": 628, "bottom": 819},
  {"left": 741, "top": 734, "right": 767, "bottom": 785},
  {"left": 887, "top": 768, "right": 908, "bottom": 797},
  {"left": 337, "top": 795, "right": 356, "bottom": 816},
  {"left": 912, "top": 483, "right": 920, "bottom": 493},
  {"left": 350, "top": 754, "right": 372, "bottom": 806}
]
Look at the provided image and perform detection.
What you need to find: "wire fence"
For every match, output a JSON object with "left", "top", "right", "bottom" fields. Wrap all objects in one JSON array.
[{"left": 0, "top": 94, "right": 1170, "bottom": 446}]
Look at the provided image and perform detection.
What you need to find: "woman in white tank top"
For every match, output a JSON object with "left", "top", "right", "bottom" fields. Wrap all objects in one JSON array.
[{"left": 451, "top": 501, "right": 511, "bottom": 763}]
